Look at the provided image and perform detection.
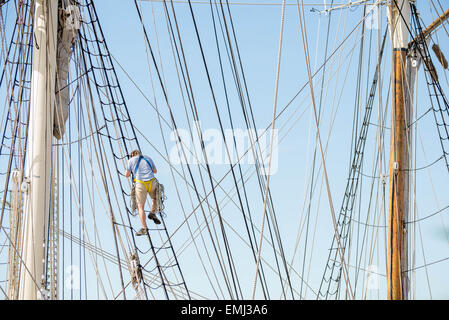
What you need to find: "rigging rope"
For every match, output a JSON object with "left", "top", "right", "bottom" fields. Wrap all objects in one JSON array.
[
  {"left": 296, "top": 0, "right": 355, "bottom": 300},
  {"left": 62, "top": 0, "right": 193, "bottom": 300}
]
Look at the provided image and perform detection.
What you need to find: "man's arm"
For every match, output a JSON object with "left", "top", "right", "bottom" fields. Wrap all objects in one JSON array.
[
  {"left": 148, "top": 157, "right": 157, "bottom": 174},
  {"left": 125, "top": 158, "right": 132, "bottom": 178}
]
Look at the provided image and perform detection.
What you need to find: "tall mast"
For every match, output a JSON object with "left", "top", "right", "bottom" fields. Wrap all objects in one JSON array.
[
  {"left": 18, "top": 0, "right": 58, "bottom": 300},
  {"left": 387, "top": 0, "right": 412, "bottom": 300}
]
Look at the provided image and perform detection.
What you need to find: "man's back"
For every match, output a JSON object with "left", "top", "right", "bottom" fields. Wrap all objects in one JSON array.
[{"left": 127, "top": 155, "right": 156, "bottom": 181}]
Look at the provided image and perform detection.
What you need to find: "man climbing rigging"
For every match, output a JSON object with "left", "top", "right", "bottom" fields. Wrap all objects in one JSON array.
[{"left": 125, "top": 149, "right": 161, "bottom": 236}]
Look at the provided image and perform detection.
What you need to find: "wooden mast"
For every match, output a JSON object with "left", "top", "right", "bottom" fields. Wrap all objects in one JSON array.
[
  {"left": 387, "top": 0, "right": 411, "bottom": 300},
  {"left": 18, "top": 0, "right": 58, "bottom": 300}
]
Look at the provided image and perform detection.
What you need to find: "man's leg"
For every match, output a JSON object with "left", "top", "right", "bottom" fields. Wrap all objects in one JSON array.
[
  {"left": 149, "top": 180, "right": 159, "bottom": 213},
  {"left": 137, "top": 202, "right": 147, "bottom": 229},
  {"left": 135, "top": 183, "right": 148, "bottom": 234},
  {"left": 148, "top": 180, "right": 161, "bottom": 224}
]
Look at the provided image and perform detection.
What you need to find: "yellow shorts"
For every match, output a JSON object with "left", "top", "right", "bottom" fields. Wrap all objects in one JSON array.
[{"left": 134, "top": 178, "right": 158, "bottom": 211}]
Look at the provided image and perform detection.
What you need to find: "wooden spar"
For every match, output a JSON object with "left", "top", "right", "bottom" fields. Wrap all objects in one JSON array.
[
  {"left": 387, "top": 0, "right": 411, "bottom": 300},
  {"left": 408, "top": 8, "right": 449, "bottom": 47}
]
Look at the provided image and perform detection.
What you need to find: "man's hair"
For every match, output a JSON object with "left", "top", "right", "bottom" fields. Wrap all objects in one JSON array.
[{"left": 130, "top": 149, "right": 141, "bottom": 158}]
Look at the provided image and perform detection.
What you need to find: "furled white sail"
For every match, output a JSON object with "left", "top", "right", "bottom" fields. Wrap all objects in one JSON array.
[{"left": 54, "top": 2, "right": 80, "bottom": 140}]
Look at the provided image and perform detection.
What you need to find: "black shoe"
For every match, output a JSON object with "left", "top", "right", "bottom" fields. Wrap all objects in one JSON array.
[
  {"left": 136, "top": 228, "right": 148, "bottom": 236},
  {"left": 148, "top": 212, "right": 161, "bottom": 225}
]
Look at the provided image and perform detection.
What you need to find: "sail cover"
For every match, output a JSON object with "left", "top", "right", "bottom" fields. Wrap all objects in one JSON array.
[{"left": 53, "top": 2, "right": 80, "bottom": 140}]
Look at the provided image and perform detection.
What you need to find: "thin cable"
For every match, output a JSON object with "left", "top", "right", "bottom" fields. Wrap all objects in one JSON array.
[
  {"left": 296, "top": 0, "right": 354, "bottom": 299},
  {"left": 251, "top": 0, "right": 286, "bottom": 300}
]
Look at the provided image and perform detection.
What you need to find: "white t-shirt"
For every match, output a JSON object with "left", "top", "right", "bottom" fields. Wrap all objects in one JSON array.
[{"left": 127, "top": 155, "right": 156, "bottom": 181}]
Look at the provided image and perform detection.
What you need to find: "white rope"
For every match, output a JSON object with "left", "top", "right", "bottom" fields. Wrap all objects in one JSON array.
[
  {"left": 296, "top": 0, "right": 355, "bottom": 299},
  {"left": 251, "top": 0, "right": 286, "bottom": 300}
]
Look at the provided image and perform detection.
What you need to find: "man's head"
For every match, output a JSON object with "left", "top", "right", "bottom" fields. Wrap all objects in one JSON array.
[{"left": 130, "top": 149, "right": 141, "bottom": 158}]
